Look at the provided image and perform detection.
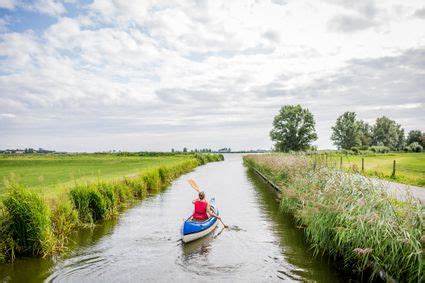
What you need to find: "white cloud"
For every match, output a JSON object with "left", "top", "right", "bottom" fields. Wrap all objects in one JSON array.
[
  {"left": 0, "top": 0, "right": 424, "bottom": 151},
  {"left": 0, "top": 0, "right": 15, "bottom": 9}
]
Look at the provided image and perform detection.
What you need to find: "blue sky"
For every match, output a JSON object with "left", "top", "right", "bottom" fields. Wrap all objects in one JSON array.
[{"left": 0, "top": 0, "right": 424, "bottom": 152}]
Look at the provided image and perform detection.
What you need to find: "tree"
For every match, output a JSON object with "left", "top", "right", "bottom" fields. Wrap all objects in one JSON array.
[
  {"left": 406, "top": 130, "right": 422, "bottom": 145},
  {"left": 358, "top": 120, "right": 372, "bottom": 147},
  {"left": 371, "top": 116, "right": 402, "bottom": 149},
  {"left": 183, "top": 147, "right": 187, "bottom": 153},
  {"left": 331, "top": 112, "right": 361, "bottom": 149},
  {"left": 396, "top": 126, "right": 405, "bottom": 150},
  {"left": 270, "top": 105, "right": 317, "bottom": 152}
]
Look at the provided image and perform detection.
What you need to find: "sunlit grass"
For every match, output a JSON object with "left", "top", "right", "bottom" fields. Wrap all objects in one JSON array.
[
  {"left": 0, "top": 154, "right": 194, "bottom": 196},
  {"left": 314, "top": 152, "right": 425, "bottom": 187}
]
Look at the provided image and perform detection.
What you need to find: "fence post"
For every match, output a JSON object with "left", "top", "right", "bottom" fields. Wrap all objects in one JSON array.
[
  {"left": 362, "top": 158, "right": 364, "bottom": 172},
  {"left": 391, "top": 160, "right": 396, "bottom": 178},
  {"left": 340, "top": 156, "right": 342, "bottom": 169},
  {"left": 325, "top": 153, "right": 328, "bottom": 167}
]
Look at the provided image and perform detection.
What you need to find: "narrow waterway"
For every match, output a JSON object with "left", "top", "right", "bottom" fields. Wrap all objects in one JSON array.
[{"left": 0, "top": 155, "right": 354, "bottom": 282}]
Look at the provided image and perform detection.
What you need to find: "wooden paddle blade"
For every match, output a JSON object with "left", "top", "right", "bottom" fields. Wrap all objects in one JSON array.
[{"left": 187, "top": 179, "right": 200, "bottom": 192}]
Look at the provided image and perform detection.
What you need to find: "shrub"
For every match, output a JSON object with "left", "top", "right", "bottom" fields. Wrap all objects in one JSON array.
[
  {"left": 350, "top": 147, "right": 360, "bottom": 154},
  {"left": 2, "top": 185, "right": 55, "bottom": 257},
  {"left": 370, "top": 146, "right": 390, "bottom": 153},
  {"left": 408, "top": 142, "right": 423, "bottom": 152},
  {"left": 403, "top": 146, "right": 412, "bottom": 152},
  {"left": 340, "top": 149, "right": 354, "bottom": 155}
]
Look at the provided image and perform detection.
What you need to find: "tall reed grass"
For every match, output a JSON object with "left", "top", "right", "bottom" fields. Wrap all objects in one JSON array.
[
  {"left": 244, "top": 154, "right": 423, "bottom": 282},
  {"left": 0, "top": 154, "right": 223, "bottom": 262}
]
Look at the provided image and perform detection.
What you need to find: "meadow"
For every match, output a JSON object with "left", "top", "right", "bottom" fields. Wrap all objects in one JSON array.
[
  {"left": 244, "top": 154, "right": 423, "bottom": 282},
  {"left": 316, "top": 152, "right": 425, "bottom": 187},
  {"left": 0, "top": 154, "right": 195, "bottom": 196}
]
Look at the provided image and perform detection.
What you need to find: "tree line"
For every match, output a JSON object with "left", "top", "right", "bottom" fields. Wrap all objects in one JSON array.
[{"left": 270, "top": 105, "right": 424, "bottom": 152}]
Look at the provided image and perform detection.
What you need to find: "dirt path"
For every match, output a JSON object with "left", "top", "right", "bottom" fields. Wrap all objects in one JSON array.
[{"left": 370, "top": 178, "right": 425, "bottom": 204}]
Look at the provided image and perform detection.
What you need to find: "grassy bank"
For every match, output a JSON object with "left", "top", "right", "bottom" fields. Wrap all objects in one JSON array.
[
  {"left": 244, "top": 154, "right": 423, "bottom": 282},
  {"left": 311, "top": 152, "right": 425, "bottom": 187},
  {"left": 0, "top": 153, "right": 224, "bottom": 262}
]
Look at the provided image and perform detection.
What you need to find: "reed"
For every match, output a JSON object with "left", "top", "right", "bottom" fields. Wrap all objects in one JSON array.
[
  {"left": 244, "top": 154, "right": 423, "bottom": 282},
  {"left": 1, "top": 184, "right": 55, "bottom": 259}
]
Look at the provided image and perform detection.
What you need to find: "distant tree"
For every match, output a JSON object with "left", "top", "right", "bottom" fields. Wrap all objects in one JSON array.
[
  {"left": 396, "top": 126, "right": 405, "bottom": 150},
  {"left": 183, "top": 147, "right": 187, "bottom": 153},
  {"left": 270, "top": 105, "right": 317, "bottom": 152},
  {"left": 171, "top": 148, "right": 175, "bottom": 153},
  {"left": 358, "top": 120, "right": 372, "bottom": 147},
  {"left": 406, "top": 130, "right": 422, "bottom": 145},
  {"left": 421, "top": 133, "right": 425, "bottom": 148},
  {"left": 331, "top": 112, "right": 361, "bottom": 149},
  {"left": 371, "top": 116, "right": 403, "bottom": 149}
]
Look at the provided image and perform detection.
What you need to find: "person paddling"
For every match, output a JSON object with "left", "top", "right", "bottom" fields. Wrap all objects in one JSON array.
[{"left": 188, "top": 179, "right": 228, "bottom": 228}]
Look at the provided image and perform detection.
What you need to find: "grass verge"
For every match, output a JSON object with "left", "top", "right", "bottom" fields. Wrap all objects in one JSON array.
[{"left": 244, "top": 153, "right": 423, "bottom": 282}]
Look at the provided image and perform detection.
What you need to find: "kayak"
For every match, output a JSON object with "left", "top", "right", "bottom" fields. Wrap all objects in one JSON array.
[{"left": 181, "top": 198, "right": 219, "bottom": 243}]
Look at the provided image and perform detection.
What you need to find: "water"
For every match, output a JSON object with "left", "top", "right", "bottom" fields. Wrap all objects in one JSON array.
[{"left": 0, "top": 154, "right": 353, "bottom": 282}]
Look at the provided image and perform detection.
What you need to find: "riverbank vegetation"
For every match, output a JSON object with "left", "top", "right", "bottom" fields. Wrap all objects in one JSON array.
[
  {"left": 0, "top": 153, "right": 223, "bottom": 262},
  {"left": 244, "top": 154, "right": 423, "bottom": 282}
]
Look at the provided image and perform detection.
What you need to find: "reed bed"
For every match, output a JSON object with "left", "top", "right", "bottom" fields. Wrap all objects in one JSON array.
[
  {"left": 0, "top": 154, "right": 223, "bottom": 262},
  {"left": 244, "top": 154, "right": 423, "bottom": 282}
]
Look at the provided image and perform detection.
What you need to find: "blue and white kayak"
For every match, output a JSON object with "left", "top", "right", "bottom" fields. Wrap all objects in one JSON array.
[{"left": 181, "top": 198, "right": 219, "bottom": 243}]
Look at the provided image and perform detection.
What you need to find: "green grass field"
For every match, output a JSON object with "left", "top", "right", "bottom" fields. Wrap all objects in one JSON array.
[
  {"left": 324, "top": 152, "right": 425, "bottom": 187},
  {"left": 0, "top": 154, "right": 194, "bottom": 196}
]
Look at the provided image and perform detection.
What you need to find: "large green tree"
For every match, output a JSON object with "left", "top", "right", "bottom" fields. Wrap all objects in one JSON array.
[
  {"left": 331, "top": 112, "right": 361, "bottom": 149},
  {"left": 406, "top": 130, "right": 422, "bottom": 145},
  {"left": 358, "top": 120, "right": 372, "bottom": 147},
  {"left": 270, "top": 105, "right": 317, "bottom": 152},
  {"left": 371, "top": 116, "right": 403, "bottom": 149}
]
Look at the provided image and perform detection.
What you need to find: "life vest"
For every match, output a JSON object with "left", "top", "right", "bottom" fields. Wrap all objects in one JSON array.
[{"left": 193, "top": 200, "right": 208, "bottom": 220}]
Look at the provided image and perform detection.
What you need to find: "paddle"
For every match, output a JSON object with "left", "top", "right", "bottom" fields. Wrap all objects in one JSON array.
[{"left": 187, "top": 179, "right": 228, "bottom": 228}]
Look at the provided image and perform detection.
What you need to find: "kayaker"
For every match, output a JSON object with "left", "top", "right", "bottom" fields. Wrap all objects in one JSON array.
[{"left": 192, "top": 191, "right": 221, "bottom": 221}]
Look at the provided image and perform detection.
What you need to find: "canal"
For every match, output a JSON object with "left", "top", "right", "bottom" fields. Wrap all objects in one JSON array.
[{"left": 0, "top": 154, "right": 354, "bottom": 282}]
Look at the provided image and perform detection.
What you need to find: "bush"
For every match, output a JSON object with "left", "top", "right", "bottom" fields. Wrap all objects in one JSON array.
[
  {"left": 2, "top": 185, "right": 55, "bottom": 257},
  {"left": 408, "top": 142, "right": 423, "bottom": 152},
  {"left": 340, "top": 149, "right": 354, "bottom": 155},
  {"left": 360, "top": 145, "right": 369, "bottom": 150},
  {"left": 403, "top": 146, "right": 412, "bottom": 152},
  {"left": 350, "top": 147, "right": 360, "bottom": 154},
  {"left": 370, "top": 146, "right": 390, "bottom": 153}
]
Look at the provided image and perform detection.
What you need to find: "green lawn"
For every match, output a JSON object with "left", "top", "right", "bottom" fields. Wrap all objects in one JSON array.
[
  {"left": 0, "top": 154, "right": 195, "bottom": 196},
  {"left": 324, "top": 152, "right": 425, "bottom": 187}
]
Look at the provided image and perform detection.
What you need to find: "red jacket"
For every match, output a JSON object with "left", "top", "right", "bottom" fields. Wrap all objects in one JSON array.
[{"left": 193, "top": 200, "right": 208, "bottom": 220}]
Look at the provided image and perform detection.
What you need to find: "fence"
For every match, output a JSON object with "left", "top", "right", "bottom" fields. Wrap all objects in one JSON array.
[{"left": 309, "top": 153, "right": 397, "bottom": 178}]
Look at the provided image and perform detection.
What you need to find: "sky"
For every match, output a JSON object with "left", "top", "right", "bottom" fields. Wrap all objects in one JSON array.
[{"left": 0, "top": 0, "right": 424, "bottom": 152}]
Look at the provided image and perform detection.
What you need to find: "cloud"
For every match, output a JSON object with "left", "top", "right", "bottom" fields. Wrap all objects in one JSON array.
[
  {"left": 327, "top": 14, "right": 375, "bottom": 32},
  {"left": 0, "top": 0, "right": 15, "bottom": 9},
  {"left": 0, "top": 0, "right": 424, "bottom": 151},
  {"left": 414, "top": 7, "right": 425, "bottom": 19}
]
